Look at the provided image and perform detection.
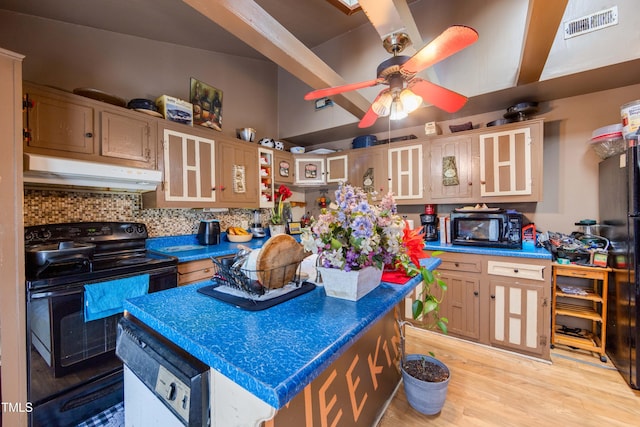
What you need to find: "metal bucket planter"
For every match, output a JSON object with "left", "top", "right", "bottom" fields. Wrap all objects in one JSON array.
[{"left": 401, "top": 354, "right": 451, "bottom": 415}]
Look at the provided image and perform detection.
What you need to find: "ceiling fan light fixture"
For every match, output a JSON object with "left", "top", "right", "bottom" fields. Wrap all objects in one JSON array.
[
  {"left": 399, "top": 88, "right": 423, "bottom": 113},
  {"left": 372, "top": 90, "right": 393, "bottom": 116},
  {"left": 389, "top": 95, "right": 407, "bottom": 121}
]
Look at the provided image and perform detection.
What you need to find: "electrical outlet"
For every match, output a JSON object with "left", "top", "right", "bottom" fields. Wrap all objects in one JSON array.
[{"left": 241, "top": 220, "right": 249, "bottom": 229}]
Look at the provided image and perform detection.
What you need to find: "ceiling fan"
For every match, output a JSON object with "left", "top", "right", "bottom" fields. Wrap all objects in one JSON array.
[{"left": 304, "top": 3, "right": 478, "bottom": 128}]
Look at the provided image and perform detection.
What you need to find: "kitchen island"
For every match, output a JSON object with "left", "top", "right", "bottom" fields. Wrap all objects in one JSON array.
[{"left": 123, "top": 250, "right": 441, "bottom": 426}]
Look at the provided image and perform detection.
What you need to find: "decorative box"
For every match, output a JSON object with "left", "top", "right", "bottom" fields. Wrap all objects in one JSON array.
[{"left": 155, "top": 95, "right": 193, "bottom": 126}]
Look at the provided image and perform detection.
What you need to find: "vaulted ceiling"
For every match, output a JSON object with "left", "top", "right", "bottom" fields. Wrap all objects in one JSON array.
[{"left": 2, "top": 0, "right": 639, "bottom": 143}]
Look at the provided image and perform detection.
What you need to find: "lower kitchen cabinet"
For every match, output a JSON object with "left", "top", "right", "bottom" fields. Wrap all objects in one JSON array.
[
  {"left": 405, "top": 251, "right": 552, "bottom": 360},
  {"left": 177, "top": 259, "right": 217, "bottom": 286}
]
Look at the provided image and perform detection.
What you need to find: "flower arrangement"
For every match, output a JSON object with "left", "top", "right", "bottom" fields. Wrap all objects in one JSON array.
[
  {"left": 271, "top": 184, "right": 293, "bottom": 225},
  {"left": 301, "top": 183, "right": 406, "bottom": 271}
]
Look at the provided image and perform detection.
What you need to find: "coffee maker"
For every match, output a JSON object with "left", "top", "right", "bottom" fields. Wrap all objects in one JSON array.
[
  {"left": 420, "top": 204, "right": 438, "bottom": 241},
  {"left": 250, "top": 209, "right": 266, "bottom": 238}
]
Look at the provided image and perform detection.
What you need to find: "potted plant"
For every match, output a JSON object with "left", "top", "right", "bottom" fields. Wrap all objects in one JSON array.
[
  {"left": 270, "top": 184, "right": 292, "bottom": 235},
  {"left": 300, "top": 183, "right": 407, "bottom": 300},
  {"left": 395, "top": 230, "right": 450, "bottom": 415}
]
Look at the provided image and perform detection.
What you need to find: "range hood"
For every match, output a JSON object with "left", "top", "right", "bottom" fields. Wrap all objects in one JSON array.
[{"left": 23, "top": 154, "right": 163, "bottom": 191}]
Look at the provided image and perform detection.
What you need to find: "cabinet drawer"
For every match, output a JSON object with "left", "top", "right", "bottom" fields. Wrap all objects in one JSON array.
[
  {"left": 178, "top": 259, "right": 217, "bottom": 286},
  {"left": 487, "top": 260, "right": 545, "bottom": 281},
  {"left": 439, "top": 258, "right": 482, "bottom": 273}
]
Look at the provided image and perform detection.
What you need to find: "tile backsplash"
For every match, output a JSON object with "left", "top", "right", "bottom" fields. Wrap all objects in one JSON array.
[{"left": 24, "top": 189, "right": 264, "bottom": 237}]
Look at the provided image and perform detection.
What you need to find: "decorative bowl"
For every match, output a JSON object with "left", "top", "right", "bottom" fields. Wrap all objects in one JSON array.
[
  {"left": 290, "top": 146, "right": 305, "bottom": 154},
  {"left": 227, "top": 234, "right": 253, "bottom": 243},
  {"left": 236, "top": 128, "right": 256, "bottom": 142}
]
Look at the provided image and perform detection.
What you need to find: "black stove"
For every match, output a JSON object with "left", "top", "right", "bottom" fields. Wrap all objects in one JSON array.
[
  {"left": 25, "top": 221, "right": 177, "bottom": 289},
  {"left": 24, "top": 222, "right": 178, "bottom": 427}
]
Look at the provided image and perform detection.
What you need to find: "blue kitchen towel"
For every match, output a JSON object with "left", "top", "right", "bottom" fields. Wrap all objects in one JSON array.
[{"left": 84, "top": 274, "right": 149, "bottom": 322}]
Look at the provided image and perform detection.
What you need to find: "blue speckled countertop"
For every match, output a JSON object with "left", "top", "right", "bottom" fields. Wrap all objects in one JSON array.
[
  {"left": 147, "top": 233, "right": 279, "bottom": 262},
  {"left": 147, "top": 234, "right": 551, "bottom": 262},
  {"left": 123, "top": 257, "right": 441, "bottom": 410},
  {"left": 424, "top": 241, "right": 552, "bottom": 259}
]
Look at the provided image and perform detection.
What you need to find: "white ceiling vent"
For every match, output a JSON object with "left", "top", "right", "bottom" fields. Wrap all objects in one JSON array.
[{"left": 564, "top": 6, "right": 618, "bottom": 39}]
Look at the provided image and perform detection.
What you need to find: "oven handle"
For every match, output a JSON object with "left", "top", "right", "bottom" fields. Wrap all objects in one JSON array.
[{"left": 28, "top": 267, "right": 177, "bottom": 300}]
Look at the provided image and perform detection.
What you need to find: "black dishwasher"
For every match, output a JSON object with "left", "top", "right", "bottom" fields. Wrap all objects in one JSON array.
[{"left": 116, "top": 316, "right": 209, "bottom": 426}]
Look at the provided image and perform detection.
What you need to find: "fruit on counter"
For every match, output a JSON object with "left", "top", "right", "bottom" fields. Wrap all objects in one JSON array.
[{"left": 227, "top": 226, "right": 250, "bottom": 235}]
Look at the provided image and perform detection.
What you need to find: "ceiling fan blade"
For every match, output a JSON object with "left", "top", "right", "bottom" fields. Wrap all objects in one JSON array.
[
  {"left": 402, "top": 26, "right": 478, "bottom": 75},
  {"left": 409, "top": 79, "right": 467, "bottom": 113},
  {"left": 357, "top": 90, "right": 388, "bottom": 128},
  {"left": 304, "top": 79, "right": 380, "bottom": 100},
  {"left": 358, "top": 106, "right": 380, "bottom": 128}
]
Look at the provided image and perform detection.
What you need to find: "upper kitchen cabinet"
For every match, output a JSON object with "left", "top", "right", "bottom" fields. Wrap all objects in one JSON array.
[
  {"left": 478, "top": 119, "right": 543, "bottom": 202},
  {"left": 294, "top": 155, "right": 326, "bottom": 186},
  {"left": 216, "top": 137, "right": 259, "bottom": 207},
  {"left": 388, "top": 141, "right": 426, "bottom": 204},
  {"left": 142, "top": 123, "right": 216, "bottom": 209},
  {"left": 348, "top": 145, "right": 388, "bottom": 194},
  {"left": 100, "top": 107, "right": 157, "bottom": 169},
  {"left": 23, "top": 82, "right": 97, "bottom": 157},
  {"left": 325, "top": 153, "right": 348, "bottom": 184},
  {"left": 424, "top": 119, "right": 544, "bottom": 204},
  {"left": 427, "top": 134, "right": 475, "bottom": 203},
  {"left": 273, "top": 150, "right": 294, "bottom": 184},
  {"left": 23, "top": 82, "right": 159, "bottom": 170},
  {"left": 258, "top": 147, "right": 275, "bottom": 208}
]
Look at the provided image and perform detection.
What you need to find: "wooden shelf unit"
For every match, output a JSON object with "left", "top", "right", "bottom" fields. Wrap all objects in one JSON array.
[{"left": 551, "top": 263, "right": 611, "bottom": 362}]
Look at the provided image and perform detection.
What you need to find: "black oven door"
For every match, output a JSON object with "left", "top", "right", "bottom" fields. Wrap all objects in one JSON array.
[{"left": 27, "top": 266, "right": 177, "bottom": 426}]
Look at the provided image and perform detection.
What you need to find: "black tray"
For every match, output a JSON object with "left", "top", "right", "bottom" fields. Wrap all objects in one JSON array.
[{"left": 197, "top": 280, "right": 316, "bottom": 311}]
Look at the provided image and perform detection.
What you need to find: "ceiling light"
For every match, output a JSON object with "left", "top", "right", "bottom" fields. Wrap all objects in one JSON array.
[
  {"left": 389, "top": 94, "right": 407, "bottom": 120},
  {"left": 372, "top": 90, "right": 392, "bottom": 116},
  {"left": 400, "top": 88, "right": 423, "bottom": 113}
]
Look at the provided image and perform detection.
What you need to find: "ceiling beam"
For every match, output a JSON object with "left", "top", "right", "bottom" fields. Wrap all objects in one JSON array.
[
  {"left": 517, "top": 0, "right": 569, "bottom": 85},
  {"left": 182, "top": 0, "right": 371, "bottom": 119}
]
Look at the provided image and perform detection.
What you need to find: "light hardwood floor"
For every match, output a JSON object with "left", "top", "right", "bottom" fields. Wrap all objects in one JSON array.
[{"left": 378, "top": 325, "right": 640, "bottom": 426}]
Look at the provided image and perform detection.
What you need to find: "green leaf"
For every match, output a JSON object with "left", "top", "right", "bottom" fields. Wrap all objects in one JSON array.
[
  {"left": 437, "top": 319, "right": 448, "bottom": 334},
  {"left": 423, "top": 299, "right": 437, "bottom": 314},
  {"left": 330, "top": 238, "right": 342, "bottom": 250},
  {"left": 412, "top": 300, "right": 423, "bottom": 319},
  {"left": 437, "top": 279, "right": 448, "bottom": 291}
]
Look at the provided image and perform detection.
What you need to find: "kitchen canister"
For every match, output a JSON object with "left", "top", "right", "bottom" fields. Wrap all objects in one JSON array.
[{"left": 621, "top": 99, "right": 640, "bottom": 139}]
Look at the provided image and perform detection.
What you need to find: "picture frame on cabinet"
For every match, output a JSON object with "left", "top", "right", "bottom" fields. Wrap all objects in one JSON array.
[{"left": 190, "top": 77, "right": 223, "bottom": 131}]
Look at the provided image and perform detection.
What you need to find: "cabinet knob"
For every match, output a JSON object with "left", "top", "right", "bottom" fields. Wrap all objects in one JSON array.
[
  {"left": 490, "top": 295, "right": 495, "bottom": 299},
  {"left": 85, "top": 132, "right": 93, "bottom": 138},
  {"left": 474, "top": 291, "right": 479, "bottom": 296},
  {"left": 513, "top": 269, "right": 519, "bottom": 273},
  {"left": 454, "top": 262, "right": 459, "bottom": 267}
]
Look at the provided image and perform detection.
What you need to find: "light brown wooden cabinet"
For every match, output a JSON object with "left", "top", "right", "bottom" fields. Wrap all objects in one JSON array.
[
  {"left": 326, "top": 153, "right": 348, "bottom": 184},
  {"left": 427, "top": 134, "right": 474, "bottom": 202},
  {"left": 100, "top": 108, "right": 157, "bottom": 169},
  {"left": 178, "top": 259, "right": 217, "bottom": 286},
  {"left": 273, "top": 150, "right": 294, "bottom": 184},
  {"left": 294, "top": 155, "right": 326, "bottom": 185},
  {"left": 23, "top": 83, "right": 97, "bottom": 157},
  {"left": 142, "top": 123, "right": 217, "bottom": 208},
  {"left": 348, "top": 145, "right": 388, "bottom": 194},
  {"left": 258, "top": 147, "right": 275, "bottom": 208},
  {"left": 387, "top": 140, "right": 426, "bottom": 204},
  {"left": 405, "top": 250, "right": 551, "bottom": 360},
  {"left": 216, "top": 137, "right": 259, "bottom": 207},
  {"left": 425, "top": 119, "right": 544, "bottom": 203},
  {"left": 23, "top": 82, "right": 160, "bottom": 170}
]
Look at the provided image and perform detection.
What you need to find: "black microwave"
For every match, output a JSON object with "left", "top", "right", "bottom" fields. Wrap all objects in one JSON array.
[{"left": 450, "top": 210, "right": 523, "bottom": 249}]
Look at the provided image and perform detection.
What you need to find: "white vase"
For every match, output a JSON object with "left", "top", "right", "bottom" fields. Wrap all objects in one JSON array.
[
  {"left": 269, "top": 224, "right": 286, "bottom": 236},
  {"left": 316, "top": 266, "right": 383, "bottom": 301}
]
